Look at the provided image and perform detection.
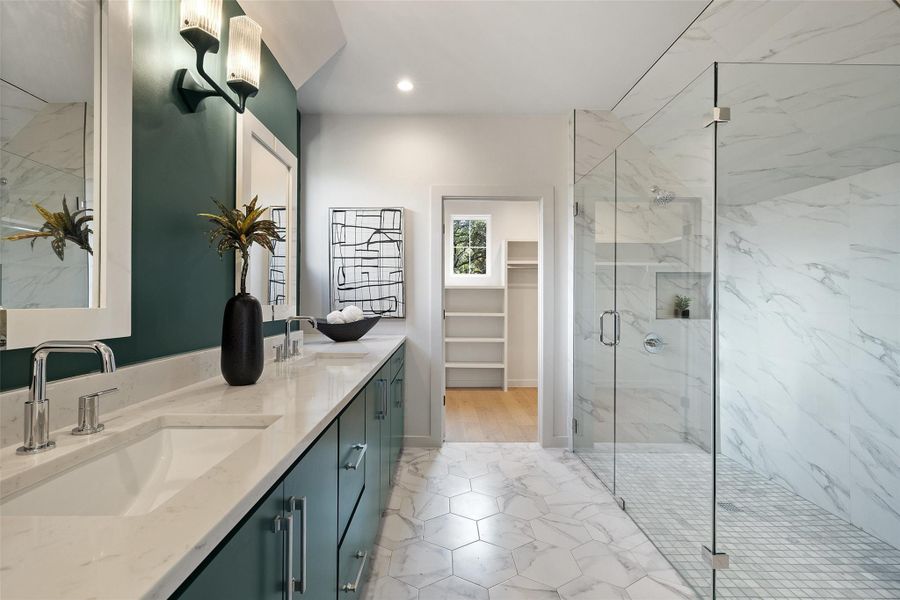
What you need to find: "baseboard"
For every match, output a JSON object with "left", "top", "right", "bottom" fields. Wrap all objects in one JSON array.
[
  {"left": 403, "top": 434, "right": 442, "bottom": 448},
  {"left": 507, "top": 379, "right": 538, "bottom": 387}
]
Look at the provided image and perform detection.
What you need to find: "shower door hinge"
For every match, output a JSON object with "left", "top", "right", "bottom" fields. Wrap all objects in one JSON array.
[
  {"left": 573, "top": 202, "right": 580, "bottom": 218},
  {"left": 442, "top": 223, "right": 445, "bottom": 235},
  {"left": 705, "top": 106, "right": 731, "bottom": 127},
  {"left": 572, "top": 417, "right": 578, "bottom": 435},
  {"left": 701, "top": 545, "right": 730, "bottom": 570}
]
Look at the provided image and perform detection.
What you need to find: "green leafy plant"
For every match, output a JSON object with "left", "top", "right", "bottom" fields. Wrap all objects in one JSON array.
[
  {"left": 4, "top": 196, "right": 92, "bottom": 260},
  {"left": 674, "top": 295, "right": 692, "bottom": 312},
  {"left": 198, "top": 196, "right": 284, "bottom": 294}
]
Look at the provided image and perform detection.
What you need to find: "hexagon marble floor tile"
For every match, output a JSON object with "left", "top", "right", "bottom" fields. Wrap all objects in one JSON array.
[{"left": 363, "top": 443, "right": 697, "bottom": 600}]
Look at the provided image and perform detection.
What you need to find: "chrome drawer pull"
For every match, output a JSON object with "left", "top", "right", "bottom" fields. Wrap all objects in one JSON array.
[
  {"left": 341, "top": 549, "right": 368, "bottom": 593},
  {"left": 277, "top": 497, "right": 307, "bottom": 597},
  {"left": 345, "top": 443, "right": 367, "bottom": 470}
]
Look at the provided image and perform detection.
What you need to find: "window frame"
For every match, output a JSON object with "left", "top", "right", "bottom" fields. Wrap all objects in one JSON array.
[{"left": 449, "top": 214, "right": 491, "bottom": 278}]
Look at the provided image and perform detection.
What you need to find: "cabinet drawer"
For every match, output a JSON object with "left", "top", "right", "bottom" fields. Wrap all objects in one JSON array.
[
  {"left": 389, "top": 346, "right": 405, "bottom": 381},
  {"left": 338, "top": 508, "right": 373, "bottom": 599},
  {"left": 338, "top": 391, "right": 367, "bottom": 538}
]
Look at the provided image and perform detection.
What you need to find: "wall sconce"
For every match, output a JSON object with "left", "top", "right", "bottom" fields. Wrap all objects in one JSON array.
[{"left": 176, "top": 0, "right": 261, "bottom": 114}]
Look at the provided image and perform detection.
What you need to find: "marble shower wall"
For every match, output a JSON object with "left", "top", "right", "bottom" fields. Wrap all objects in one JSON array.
[
  {"left": 717, "top": 63, "right": 900, "bottom": 549},
  {"left": 1, "top": 80, "right": 91, "bottom": 308},
  {"left": 612, "top": 0, "right": 900, "bottom": 136},
  {"left": 573, "top": 70, "right": 715, "bottom": 454}
]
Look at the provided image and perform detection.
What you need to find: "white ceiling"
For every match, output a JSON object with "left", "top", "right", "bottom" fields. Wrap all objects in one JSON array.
[
  {"left": 239, "top": 0, "right": 347, "bottom": 89},
  {"left": 296, "top": 0, "right": 709, "bottom": 114}
]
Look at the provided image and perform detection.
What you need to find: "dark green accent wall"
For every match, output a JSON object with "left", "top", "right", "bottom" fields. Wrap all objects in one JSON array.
[{"left": 0, "top": 0, "right": 298, "bottom": 391}]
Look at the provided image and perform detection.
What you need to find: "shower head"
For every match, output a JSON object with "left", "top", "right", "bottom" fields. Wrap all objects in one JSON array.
[{"left": 650, "top": 185, "right": 675, "bottom": 207}]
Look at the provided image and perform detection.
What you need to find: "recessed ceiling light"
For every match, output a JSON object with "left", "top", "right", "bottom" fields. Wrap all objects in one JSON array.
[{"left": 396, "top": 78, "right": 414, "bottom": 93}]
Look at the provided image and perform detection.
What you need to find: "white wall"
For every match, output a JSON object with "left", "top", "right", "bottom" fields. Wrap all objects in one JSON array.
[
  {"left": 443, "top": 199, "right": 539, "bottom": 388},
  {"left": 300, "top": 115, "right": 569, "bottom": 446}
]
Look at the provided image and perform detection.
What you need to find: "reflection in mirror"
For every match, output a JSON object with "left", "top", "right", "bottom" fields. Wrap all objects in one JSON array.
[
  {"left": 0, "top": 0, "right": 99, "bottom": 309},
  {"left": 236, "top": 111, "right": 297, "bottom": 320},
  {"left": 245, "top": 140, "right": 289, "bottom": 305}
]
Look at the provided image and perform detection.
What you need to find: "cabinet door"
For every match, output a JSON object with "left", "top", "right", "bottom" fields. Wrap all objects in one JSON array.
[
  {"left": 283, "top": 422, "right": 339, "bottom": 600},
  {"left": 377, "top": 364, "right": 392, "bottom": 510},
  {"left": 390, "top": 358, "right": 405, "bottom": 475},
  {"left": 364, "top": 378, "right": 383, "bottom": 544},
  {"left": 174, "top": 483, "right": 284, "bottom": 600},
  {"left": 337, "top": 504, "right": 373, "bottom": 600}
]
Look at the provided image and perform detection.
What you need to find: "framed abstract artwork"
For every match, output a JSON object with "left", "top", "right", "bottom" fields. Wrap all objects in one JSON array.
[{"left": 329, "top": 207, "right": 405, "bottom": 318}]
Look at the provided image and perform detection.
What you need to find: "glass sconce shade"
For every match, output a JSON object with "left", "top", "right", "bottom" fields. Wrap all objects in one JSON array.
[
  {"left": 226, "top": 16, "right": 262, "bottom": 92},
  {"left": 180, "top": 0, "right": 222, "bottom": 51}
]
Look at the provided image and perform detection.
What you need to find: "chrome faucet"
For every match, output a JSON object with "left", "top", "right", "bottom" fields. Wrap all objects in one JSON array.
[
  {"left": 278, "top": 316, "right": 317, "bottom": 361},
  {"left": 18, "top": 340, "right": 116, "bottom": 455}
]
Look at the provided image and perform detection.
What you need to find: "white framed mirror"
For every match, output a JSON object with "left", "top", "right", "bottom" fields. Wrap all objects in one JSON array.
[
  {"left": 235, "top": 110, "right": 297, "bottom": 321},
  {"left": 0, "top": 0, "right": 132, "bottom": 349}
]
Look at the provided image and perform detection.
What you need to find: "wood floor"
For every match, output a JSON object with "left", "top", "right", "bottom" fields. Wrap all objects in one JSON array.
[{"left": 445, "top": 387, "right": 537, "bottom": 442}]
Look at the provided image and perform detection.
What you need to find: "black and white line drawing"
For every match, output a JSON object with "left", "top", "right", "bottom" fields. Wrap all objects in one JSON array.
[{"left": 329, "top": 207, "right": 405, "bottom": 318}]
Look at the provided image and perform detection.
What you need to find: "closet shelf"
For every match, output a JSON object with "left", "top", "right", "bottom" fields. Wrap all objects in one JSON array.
[
  {"left": 444, "top": 311, "right": 505, "bottom": 317},
  {"left": 445, "top": 337, "right": 505, "bottom": 343},
  {"left": 446, "top": 362, "right": 505, "bottom": 369},
  {"left": 445, "top": 285, "right": 506, "bottom": 290}
]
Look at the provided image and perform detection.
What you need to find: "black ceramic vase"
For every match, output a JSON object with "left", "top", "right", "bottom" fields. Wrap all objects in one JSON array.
[{"left": 221, "top": 293, "right": 264, "bottom": 386}]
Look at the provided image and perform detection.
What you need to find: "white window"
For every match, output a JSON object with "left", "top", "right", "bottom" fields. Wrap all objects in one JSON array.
[{"left": 451, "top": 215, "right": 490, "bottom": 276}]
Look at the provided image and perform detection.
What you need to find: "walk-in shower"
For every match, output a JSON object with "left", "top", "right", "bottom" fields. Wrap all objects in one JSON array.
[{"left": 573, "top": 62, "right": 900, "bottom": 599}]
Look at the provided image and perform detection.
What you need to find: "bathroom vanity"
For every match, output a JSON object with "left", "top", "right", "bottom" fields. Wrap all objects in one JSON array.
[{"left": 0, "top": 336, "right": 405, "bottom": 600}]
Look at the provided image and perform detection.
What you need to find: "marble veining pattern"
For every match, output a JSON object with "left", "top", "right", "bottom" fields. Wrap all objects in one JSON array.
[
  {"left": 718, "top": 157, "right": 900, "bottom": 549},
  {"left": 364, "top": 443, "right": 696, "bottom": 600}
]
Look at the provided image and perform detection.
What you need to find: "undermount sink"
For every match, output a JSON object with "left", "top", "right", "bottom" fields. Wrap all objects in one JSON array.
[
  {"left": 314, "top": 351, "right": 368, "bottom": 360},
  {"left": 2, "top": 415, "right": 277, "bottom": 517},
  {"left": 292, "top": 351, "right": 369, "bottom": 366}
]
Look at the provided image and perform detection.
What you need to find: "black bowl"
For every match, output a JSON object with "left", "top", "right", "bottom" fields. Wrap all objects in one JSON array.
[{"left": 315, "top": 315, "right": 382, "bottom": 342}]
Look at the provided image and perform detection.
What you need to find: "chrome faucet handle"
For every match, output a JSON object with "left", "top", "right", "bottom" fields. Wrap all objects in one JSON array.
[{"left": 71, "top": 387, "right": 117, "bottom": 436}]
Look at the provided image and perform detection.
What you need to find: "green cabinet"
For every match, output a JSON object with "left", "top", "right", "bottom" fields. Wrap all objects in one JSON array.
[
  {"left": 173, "top": 343, "right": 405, "bottom": 600},
  {"left": 283, "top": 422, "right": 339, "bottom": 599},
  {"left": 364, "top": 374, "right": 384, "bottom": 545},
  {"left": 338, "top": 393, "right": 366, "bottom": 539},
  {"left": 173, "top": 423, "right": 338, "bottom": 600},
  {"left": 376, "top": 364, "right": 392, "bottom": 511},
  {"left": 390, "top": 354, "right": 405, "bottom": 475},
  {"left": 173, "top": 482, "right": 284, "bottom": 600}
]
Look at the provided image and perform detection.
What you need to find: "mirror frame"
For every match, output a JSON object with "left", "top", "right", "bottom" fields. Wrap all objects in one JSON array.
[
  {"left": 235, "top": 110, "right": 298, "bottom": 321},
  {"left": 1, "top": 0, "right": 132, "bottom": 350}
]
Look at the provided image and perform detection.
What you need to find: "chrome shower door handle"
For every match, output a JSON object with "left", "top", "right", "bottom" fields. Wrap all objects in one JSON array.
[
  {"left": 613, "top": 311, "right": 621, "bottom": 346},
  {"left": 599, "top": 310, "right": 616, "bottom": 346}
]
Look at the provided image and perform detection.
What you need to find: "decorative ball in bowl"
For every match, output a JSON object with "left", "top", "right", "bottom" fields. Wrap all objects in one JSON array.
[{"left": 316, "top": 315, "right": 381, "bottom": 342}]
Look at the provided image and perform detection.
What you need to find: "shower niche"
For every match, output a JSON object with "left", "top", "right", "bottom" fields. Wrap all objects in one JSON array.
[{"left": 655, "top": 271, "right": 711, "bottom": 319}]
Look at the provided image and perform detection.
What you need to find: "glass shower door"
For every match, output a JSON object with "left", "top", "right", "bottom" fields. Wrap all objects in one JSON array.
[
  {"left": 573, "top": 152, "right": 617, "bottom": 490},
  {"left": 612, "top": 67, "right": 716, "bottom": 599}
]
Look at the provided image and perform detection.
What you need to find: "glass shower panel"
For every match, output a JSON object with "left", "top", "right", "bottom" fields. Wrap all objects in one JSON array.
[
  {"left": 613, "top": 66, "right": 715, "bottom": 598},
  {"left": 715, "top": 63, "right": 900, "bottom": 599},
  {"left": 573, "top": 152, "right": 616, "bottom": 490}
]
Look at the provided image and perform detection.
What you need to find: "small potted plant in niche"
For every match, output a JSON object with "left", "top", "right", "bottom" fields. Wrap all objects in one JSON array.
[
  {"left": 674, "top": 295, "right": 692, "bottom": 319},
  {"left": 199, "top": 196, "right": 283, "bottom": 386}
]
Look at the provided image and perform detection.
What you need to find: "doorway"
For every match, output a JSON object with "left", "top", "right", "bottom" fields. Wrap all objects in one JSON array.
[
  {"left": 442, "top": 200, "right": 539, "bottom": 441},
  {"left": 429, "top": 186, "right": 555, "bottom": 447}
]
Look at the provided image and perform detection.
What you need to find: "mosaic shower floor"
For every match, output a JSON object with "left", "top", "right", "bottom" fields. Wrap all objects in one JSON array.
[{"left": 579, "top": 447, "right": 900, "bottom": 599}]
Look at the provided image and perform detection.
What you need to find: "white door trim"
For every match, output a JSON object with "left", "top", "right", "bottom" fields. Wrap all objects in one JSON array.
[{"left": 429, "top": 185, "right": 556, "bottom": 447}]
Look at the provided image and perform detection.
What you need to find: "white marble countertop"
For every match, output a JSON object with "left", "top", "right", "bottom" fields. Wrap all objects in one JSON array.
[{"left": 0, "top": 335, "right": 405, "bottom": 600}]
